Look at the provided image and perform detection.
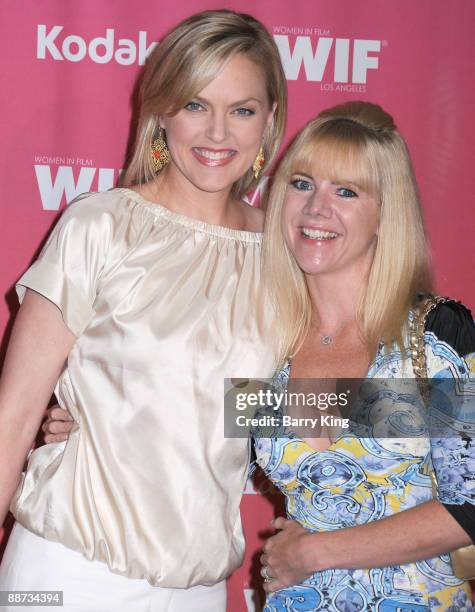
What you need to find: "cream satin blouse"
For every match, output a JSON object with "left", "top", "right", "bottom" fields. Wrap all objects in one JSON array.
[{"left": 12, "top": 188, "right": 277, "bottom": 587}]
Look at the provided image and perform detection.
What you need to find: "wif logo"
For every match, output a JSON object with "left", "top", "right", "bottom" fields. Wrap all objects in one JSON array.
[
  {"left": 36, "top": 25, "right": 157, "bottom": 65},
  {"left": 274, "top": 35, "right": 382, "bottom": 84},
  {"left": 34, "top": 161, "right": 121, "bottom": 210}
]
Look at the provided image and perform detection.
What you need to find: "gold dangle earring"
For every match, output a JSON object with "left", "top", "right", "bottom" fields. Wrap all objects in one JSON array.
[
  {"left": 151, "top": 128, "right": 171, "bottom": 173},
  {"left": 252, "top": 145, "right": 265, "bottom": 180}
]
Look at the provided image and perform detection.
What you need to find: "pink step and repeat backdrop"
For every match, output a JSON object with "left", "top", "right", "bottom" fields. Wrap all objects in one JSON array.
[{"left": 1, "top": 0, "right": 474, "bottom": 609}]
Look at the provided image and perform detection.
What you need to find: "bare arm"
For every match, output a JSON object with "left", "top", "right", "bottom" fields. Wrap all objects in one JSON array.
[
  {"left": 0, "top": 290, "right": 75, "bottom": 526},
  {"left": 261, "top": 502, "right": 472, "bottom": 591}
]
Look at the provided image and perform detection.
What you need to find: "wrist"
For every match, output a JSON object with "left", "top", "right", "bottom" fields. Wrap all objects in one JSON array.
[
  {"left": 298, "top": 532, "right": 325, "bottom": 574},
  {"left": 301, "top": 530, "right": 343, "bottom": 573}
]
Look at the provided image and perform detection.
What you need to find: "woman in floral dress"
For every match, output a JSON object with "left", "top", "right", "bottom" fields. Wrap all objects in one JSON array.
[{"left": 257, "top": 101, "right": 474, "bottom": 611}]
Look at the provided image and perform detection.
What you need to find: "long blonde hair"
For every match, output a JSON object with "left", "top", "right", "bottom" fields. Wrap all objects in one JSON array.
[
  {"left": 123, "top": 10, "right": 287, "bottom": 198},
  {"left": 263, "top": 101, "right": 432, "bottom": 364}
]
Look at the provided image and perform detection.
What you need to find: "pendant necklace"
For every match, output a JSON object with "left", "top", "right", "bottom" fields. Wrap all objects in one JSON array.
[{"left": 318, "top": 318, "right": 355, "bottom": 346}]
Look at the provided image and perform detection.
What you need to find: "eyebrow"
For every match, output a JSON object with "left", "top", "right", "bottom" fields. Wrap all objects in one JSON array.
[
  {"left": 331, "top": 180, "right": 362, "bottom": 190},
  {"left": 192, "top": 95, "right": 264, "bottom": 107},
  {"left": 291, "top": 172, "right": 313, "bottom": 180}
]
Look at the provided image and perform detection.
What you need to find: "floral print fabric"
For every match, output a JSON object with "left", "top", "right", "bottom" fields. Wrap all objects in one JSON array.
[{"left": 255, "top": 320, "right": 474, "bottom": 611}]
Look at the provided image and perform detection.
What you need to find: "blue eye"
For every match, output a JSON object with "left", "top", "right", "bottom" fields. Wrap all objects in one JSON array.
[
  {"left": 184, "top": 101, "right": 204, "bottom": 111},
  {"left": 337, "top": 187, "right": 358, "bottom": 198},
  {"left": 291, "top": 179, "right": 313, "bottom": 191},
  {"left": 233, "top": 107, "right": 255, "bottom": 116}
]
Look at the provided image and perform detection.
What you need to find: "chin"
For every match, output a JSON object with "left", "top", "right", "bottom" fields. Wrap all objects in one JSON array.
[
  {"left": 189, "top": 162, "right": 248, "bottom": 191},
  {"left": 297, "top": 260, "right": 333, "bottom": 276},
  {"left": 301, "top": 267, "right": 326, "bottom": 276},
  {"left": 191, "top": 176, "right": 240, "bottom": 194}
]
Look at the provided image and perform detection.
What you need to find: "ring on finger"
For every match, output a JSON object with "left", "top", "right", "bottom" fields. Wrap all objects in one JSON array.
[{"left": 261, "top": 565, "right": 274, "bottom": 582}]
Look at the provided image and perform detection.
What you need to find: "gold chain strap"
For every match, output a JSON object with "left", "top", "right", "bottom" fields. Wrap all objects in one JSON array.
[
  {"left": 409, "top": 294, "right": 446, "bottom": 378},
  {"left": 409, "top": 295, "right": 447, "bottom": 404}
]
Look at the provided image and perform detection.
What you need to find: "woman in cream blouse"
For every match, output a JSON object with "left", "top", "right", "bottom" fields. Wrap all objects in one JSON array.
[{"left": 0, "top": 10, "right": 287, "bottom": 611}]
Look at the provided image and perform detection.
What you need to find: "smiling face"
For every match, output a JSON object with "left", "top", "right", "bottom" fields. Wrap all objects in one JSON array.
[
  {"left": 282, "top": 161, "right": 380, "bottom": 282},
  {"left": 159, "top": 54, "right": 275, "bottom": 196}
]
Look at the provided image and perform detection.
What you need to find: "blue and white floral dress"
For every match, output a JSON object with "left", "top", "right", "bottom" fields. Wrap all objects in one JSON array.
[{"left": 255, "top": 301, "right": 474, "bottom": 611}]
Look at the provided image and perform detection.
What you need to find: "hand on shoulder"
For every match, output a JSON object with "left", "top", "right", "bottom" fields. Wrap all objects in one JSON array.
[{"left": 239, "top": 200, "right": 265, "bottom": 232}]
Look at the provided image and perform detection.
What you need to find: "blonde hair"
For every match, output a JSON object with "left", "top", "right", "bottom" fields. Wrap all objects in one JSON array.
[
  {"left": 123, "top": 10, "right": 287, "bottom": 198},
  {"left": 263, "top": 101, "right": 432, "bottom": 364}
]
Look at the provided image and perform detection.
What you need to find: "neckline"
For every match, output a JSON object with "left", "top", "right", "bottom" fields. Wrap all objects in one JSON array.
[
  {"left": 118, "top": 187, "right": 263, "bottom": 243},
  {"left": 276, "top": 346, "right": 383, "bottom": 451}
]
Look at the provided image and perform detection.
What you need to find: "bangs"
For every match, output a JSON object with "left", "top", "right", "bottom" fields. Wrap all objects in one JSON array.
[{"left": 287, "top": 123, "right": 381, "bottom": 198}]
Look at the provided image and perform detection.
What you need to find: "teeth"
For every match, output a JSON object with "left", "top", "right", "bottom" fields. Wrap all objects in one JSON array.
[
  {"left": 302, "top": 228, "right": 338, "bottom": 240},
  {"left": 195, "top": 148, "right": 235, "bottom": 160}
]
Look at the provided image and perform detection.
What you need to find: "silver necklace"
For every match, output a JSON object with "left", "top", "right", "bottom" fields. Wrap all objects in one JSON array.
[{"left": 318, "top": 318, "right": 355, "bottom": 346}]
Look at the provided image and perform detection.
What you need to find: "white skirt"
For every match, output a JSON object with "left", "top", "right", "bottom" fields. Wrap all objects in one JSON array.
[{"left": 0, "top": 523, "right": 227, "bottom": 611}]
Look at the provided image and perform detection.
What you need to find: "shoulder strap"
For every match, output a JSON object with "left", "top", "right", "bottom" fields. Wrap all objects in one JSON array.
[{"left": 409, "top": 294, "right": 448, "bottom": 379}]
